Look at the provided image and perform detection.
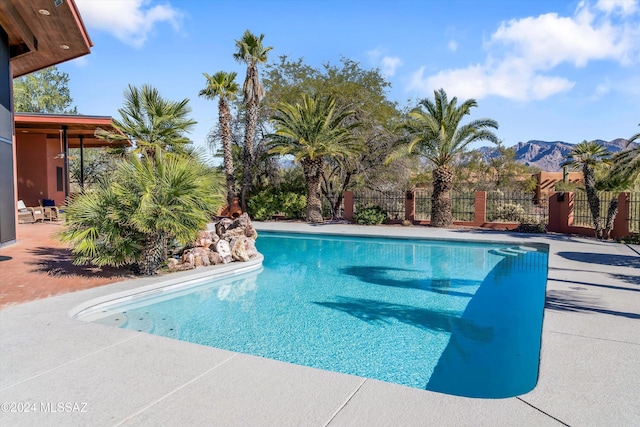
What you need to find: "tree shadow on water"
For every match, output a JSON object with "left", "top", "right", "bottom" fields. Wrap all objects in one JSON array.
[
  {"left": 340, "top": 266, "right": 473, "bottom": 298},
  {"left": 27, "top": 247, "right": 133, "bottom": 279},
  {"left": 313, "top": 296, "right": 493, "bottom": 343}
]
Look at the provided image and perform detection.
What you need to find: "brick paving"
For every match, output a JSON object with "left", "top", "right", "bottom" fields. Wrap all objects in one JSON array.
[{"left": 0, "top": 221, "right": 133, "bottom": 309}]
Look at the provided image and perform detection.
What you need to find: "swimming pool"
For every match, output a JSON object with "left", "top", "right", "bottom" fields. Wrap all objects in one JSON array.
[{"left": 76, "top": 232, "right": 548, "bottom": 398}]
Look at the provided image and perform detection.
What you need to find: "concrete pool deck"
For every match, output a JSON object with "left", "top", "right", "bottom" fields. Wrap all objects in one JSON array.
[{"left": 1, "top": 222, "right": 639, "bottom": 426}]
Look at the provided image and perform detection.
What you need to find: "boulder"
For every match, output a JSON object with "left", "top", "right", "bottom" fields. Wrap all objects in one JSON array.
[
  {"left": 195, "top": 230, "right": 213, "bottom": 248},
  {"left": 215, "top": 218, "right": 233, "bottom": 239},
  {"left": 208, "top": 251, "right": 223, "bottom": 265},
  {"left": 167, "top": 258, "right": 181, "bottom": 272},
  {"left": 231, "top": 236, "right": 258, "bottom": 262},
  {"left": 181, "top": 250, "right": 195, "bottom": 265},
  {"left": 188, "top": 247, "right": 209, "bottom": 267},
  {"left": 215, "top": 239, "right": 233, "bottom": 264}
]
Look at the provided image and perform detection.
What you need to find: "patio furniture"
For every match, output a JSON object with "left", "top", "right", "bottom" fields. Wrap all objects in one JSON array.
[
  {"left": 17, "top": 200, "right": 44, "bottom": 223},
  {"left": 40, "top": 199, "right": 60, "bottom": 221},
  {"left": 43, "top": 206, "right": 60, "bottom": 221}
]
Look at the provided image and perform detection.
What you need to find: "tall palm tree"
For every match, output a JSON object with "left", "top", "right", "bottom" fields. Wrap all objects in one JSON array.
[
  {"left": 611, "top": 123, "right": 640, "bottom": 183},
  {"left": 234, "top": 30, "right": 273, "bottom": 212},
  {"left": 268, "top": 94, "right": 361, "bottom": 223},
  {"left": 564, "top": 140, "right": 611, "bottom": 238},
  {"left": 60, "top": 151, "right": 223, "bottom": 275},
  {"left": 97, "top": 84, "right": 197, "bottom": 159},
  {"left": 390, "top": 88, "right": 499, "bottom": 227},
  {"left": 199, "top": 71, "right": 240, "bottom": 208}
]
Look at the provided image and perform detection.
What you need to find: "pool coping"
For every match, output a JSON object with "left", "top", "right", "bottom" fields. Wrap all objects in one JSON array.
[{"left": 1, "top": 222, "right": 639, "bottom": 426}]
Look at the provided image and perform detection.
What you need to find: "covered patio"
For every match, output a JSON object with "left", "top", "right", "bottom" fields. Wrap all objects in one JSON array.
[{"left": 14, "top": 113, "right": 125, "bottom": 207}]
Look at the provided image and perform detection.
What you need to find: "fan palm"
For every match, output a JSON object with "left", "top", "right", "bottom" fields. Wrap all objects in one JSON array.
[
  {"left": 234, "top": 30, "right": 273, "bottom": 212},
  {"left": 97, "top": 84, "right": 196, "bottom": 158},
  {"left": 564, "top": 140, "right": 611, "bottom": 238},
  {"left": 60, "top": 151, "right": 223, "bottom": 275},
  {"left": 610, "top": 123, "right": 640, "bottom": 184},
  {"left": 268, "top": 94, "right": 361, "bottom": 223},
  {"left": 199, "top": 71, "right": 240, "bottom": 207},
  {"left": 390, "top": 88, "right": 499, "bottom": 227}
]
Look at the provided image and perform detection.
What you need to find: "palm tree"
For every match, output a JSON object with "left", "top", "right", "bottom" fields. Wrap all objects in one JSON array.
[
  {"left": 611, "top": 123, "right": 640, "bottom": 183},
  {"left": 60, "top": 151, "right": 223, "bottom": 275},
  {"left": 97, "top": 84, "right": 197, "bottom": 158},
  {"left": 234, "top": 30, "right": 273, "bottom": 212},
  {"left": 390, "top": 88, "right": 499, "bottom": 227},
  {"left": 564, "top": 140, "right": 611, "bottom": 238},
  {"left": 268, "top": 94, "right": 361, "bottom": 223},
  {"left": 199, "top": 71, "right": 240, "bottom": 208}
]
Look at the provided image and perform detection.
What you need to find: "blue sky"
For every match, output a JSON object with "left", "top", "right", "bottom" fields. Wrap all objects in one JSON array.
[{"left": 62, "top": 0, "right": 640, "bottom": 156}]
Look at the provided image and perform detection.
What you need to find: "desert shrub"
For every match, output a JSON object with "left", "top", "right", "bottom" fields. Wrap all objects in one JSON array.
[
  {"left": 617, "top": 233, "right": 640, "bottom": 244},
  {"left": 493, "top": 203, "right": 526, "bottom": 222},
  {"left": 248, "top": 188, "right": 306, "bottom": 221},
  {"left": 514, "top": 221, "right": 547, "bottom": 234},
  {"left": 353, "top": 205, "right": 388, "bottom": 225}
]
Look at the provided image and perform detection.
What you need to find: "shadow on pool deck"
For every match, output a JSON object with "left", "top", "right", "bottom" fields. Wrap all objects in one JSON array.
[
  {"left": 26, "top": 246, "right": 131, "bottom": 278},
  {"left": 545, "top": 289, "right": 640, "bottom": 319},
  {"left": 557, "top": 251, "right": 640, "bottom": 268}
]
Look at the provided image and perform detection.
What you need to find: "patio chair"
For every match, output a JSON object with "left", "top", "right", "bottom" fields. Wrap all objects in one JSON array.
[
  {"left": 40, "top": 199, "right": 60, "bottom": 221},
  {"left": 17, "top": 200, "right": 44, "bottom": 223}
]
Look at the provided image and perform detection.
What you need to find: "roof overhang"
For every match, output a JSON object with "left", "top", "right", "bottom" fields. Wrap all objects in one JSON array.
[
  {"left": 14, "top": 113, "right": 130, "bottom": 148},
  {"left": 0, "top": 0, "right": 92, "bottom": 78}
]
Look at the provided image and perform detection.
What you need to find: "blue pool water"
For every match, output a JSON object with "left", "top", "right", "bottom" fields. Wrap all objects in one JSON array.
[{"left": 82, "top": 232, "right": 548, "bottom": 398}]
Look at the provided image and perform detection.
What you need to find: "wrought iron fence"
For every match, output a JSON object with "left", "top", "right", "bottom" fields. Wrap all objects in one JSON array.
[
  {"left": 353, "top": 190, "right": 405, "bottom": 220},
  {"left": 414, "top": 190, "right": 475, "bottom": 221},
  {"left": 572, "top": 191, "right": 619, "bottom": 228},
  {"left": 451, "top": 191, "right": 475, "bottom": 221},
  {"left": 629, "top": 193, "right": 640, "bottom": 233},
  {"left": 414, "top": 189, "right": 431, "bottom": 220},
  {"left": 486, "top": 190, "right": 548, "bottom": 224}
]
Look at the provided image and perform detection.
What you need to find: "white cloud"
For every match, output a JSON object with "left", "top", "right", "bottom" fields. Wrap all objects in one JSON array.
[
  {"left": 590, "top": 80, "right": 611, "bottom": 99},
  {"left": 381, "top": 56, "right": 402, "bottom": 77},
  {"left": 408, "top": 1, "right": 639, "bottom": 101},
  {"left": 75, "top": 0, "right": 183, "bottom": 48},
  {"left": 367, "top": 48, "right": 402, "bottom": 77},
  {"left": 596, "top": 0, "right": 638, "bottom": 15},
  {"left": 447, "top": 40, "right": 458, "bottom": 52}
]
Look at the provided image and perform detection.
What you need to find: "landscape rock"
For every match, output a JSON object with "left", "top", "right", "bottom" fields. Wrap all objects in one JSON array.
[
  {"left": 208, "top": 251, "right": 223, "bottom": 265},
  {"left": 231, "top": 236, "right": 258, "bottom": 262},
  {"left": 215, "top": 239, "right": 233, "bottom": 264},
  {"left": 167, "top": 214, "right": 258, "bottom": 273}
]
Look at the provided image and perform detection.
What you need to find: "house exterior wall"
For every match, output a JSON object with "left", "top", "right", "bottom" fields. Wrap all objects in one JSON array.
[
  {"left": 0, "top": 26, "right": 16, "bottom": 246},
  {"left": 15, "top": 134, "right": 65, "bottom": 206}
]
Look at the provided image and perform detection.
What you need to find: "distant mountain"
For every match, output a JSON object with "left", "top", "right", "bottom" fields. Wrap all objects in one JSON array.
[{"left": 474, "top": 139, "right": 632, "bottom": 172}]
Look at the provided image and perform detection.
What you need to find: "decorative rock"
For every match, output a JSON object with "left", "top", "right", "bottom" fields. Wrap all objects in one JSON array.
[
  {"left": 189, "top": 247, "right": 209, "bottom": 267},
  {"left": 180, "top": 261, "right": 195, "bottom": 271},
  {"left": 181, "top": 250, "right": 195, "bottom": 265},
  {"left": 231, "top": 236, "right": 258, "bottom": 262},
  {"left": 215, "top": 239, "right": 233, "bottom": 264},
  {"left": 167, "top": 258, "right": 181, "bottom": 272},
  {"left": 208, "top": 251, "right": 223, "bottom": 265},
  {"left": 195, "top": 231, "right": 213, "bottom": 248},
  {"left": 215, "top": 218, "right": 233, "bottom": 239}
]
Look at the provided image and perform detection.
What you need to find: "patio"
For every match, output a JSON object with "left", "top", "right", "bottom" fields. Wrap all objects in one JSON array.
[{"left": 0, "top": 222, "right": 639, "bottom": 426}]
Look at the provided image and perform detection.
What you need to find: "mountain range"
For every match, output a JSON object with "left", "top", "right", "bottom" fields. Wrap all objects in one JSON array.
[{"left": 475, "top": 139, "right": 632, "bottom": 172}]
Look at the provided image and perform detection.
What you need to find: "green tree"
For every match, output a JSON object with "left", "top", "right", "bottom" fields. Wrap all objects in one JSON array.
[
  {"left": 610, "top": 123, "right": 640, "bottom": 184},
  {"left": 97, "top": 84, "right": 196, "bottom": 158},
  {"left": 564, "top": 140, "right": 611, "bottom": 238},
  {"left": 234, "top": 30, "right": 272, "bottom": 212},
  {"left": 268, "top": 94, "right": 361, "bottom": 223},
  {"left": 390, "top": 88, "right": 499, "bottom": 227},
  {"left": 60, "top": 151, "right": 223, "bottom": 275},
  {"left": 13, "top": 66, "right": 78, "bottom": 113},
  {"left": 199, "top": 71, "right": 240, "bottom": 208},
  {"left": 262, "top": 56, "right": 404, "bottom": 217}
]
